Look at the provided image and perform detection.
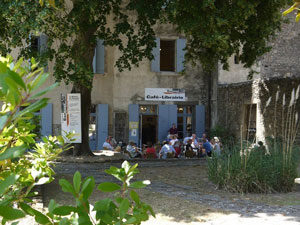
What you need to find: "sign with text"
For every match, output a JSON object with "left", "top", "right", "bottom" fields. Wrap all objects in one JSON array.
[
  {"left": 145, "top": 88, "right": 186, "bottom": 101},
  {"left": 61, "top": 93, "right": 82, "bottom": 143}
]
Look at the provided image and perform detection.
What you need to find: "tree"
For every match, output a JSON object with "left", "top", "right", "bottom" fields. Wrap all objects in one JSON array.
[
  {"left": 0, "top": 0, "right": 166, "bottom": 155},
  {"left": 165, "top": 0, "right": 291, "bottom": 73},
  {"left": 0, "top": 0, "right": 291, "bottom": 155}
]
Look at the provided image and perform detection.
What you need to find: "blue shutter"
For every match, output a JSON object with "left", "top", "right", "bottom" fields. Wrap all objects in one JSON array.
[
  {"left": 168, "top": 105, "right": 177, "bottom": 128},
  {"left": 93, "top": 39, "right": 105, "bottom": 74},
  {"left": 176, "top": 38, "right": 186, "bottom": 73},
  {"left": 96, "top": 104, "right": 108, "bottom": 149},
  {"left": 158, "top": 105, "right": 178, "bottom": 142},
  {"left": 39, "top": 34, "right": 48, "bottom": 54},
  {"left": 41, "top": 103, "right": 52, "bottom": 137},
  {"left": 151, "top": 38, "right": 160, "bottom": 72},
  {"left": 128, "top": 104, "right": 139, "bottom": 145},
  {"left": 39, "top": 34, "right": 48, "bottom": 72},
  {"left": 195, "top": 105, "right": 205, "bottom": 138}
]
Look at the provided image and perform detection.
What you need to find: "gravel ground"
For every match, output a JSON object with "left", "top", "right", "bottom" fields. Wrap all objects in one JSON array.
[{"left": 14, "top": 159, "right": 300, "bottom": 224}]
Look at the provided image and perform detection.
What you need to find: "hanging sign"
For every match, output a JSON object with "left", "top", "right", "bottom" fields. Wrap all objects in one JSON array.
[
  {"left": 61, "top": 93, "right": 82, "bottom": 143},
  {"left": 145, "top": 88, "right": 186, "bottom": 101}
]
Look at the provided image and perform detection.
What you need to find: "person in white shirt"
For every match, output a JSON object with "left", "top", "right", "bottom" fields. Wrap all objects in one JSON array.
[
  {"left": 159, "top": 141, "right": 176, "bottom": 159},
  {"left": 103, "top": 137, "right": 113, "bottom": 150},
  {"left": 126, "top": 141, "right": 142, "bottom": 158},
  {"left": 211, "top": 137, "right": 221, "bottom": 156},
  {"left": 170, "top": 135, "right": 179, "bottom": 146}
]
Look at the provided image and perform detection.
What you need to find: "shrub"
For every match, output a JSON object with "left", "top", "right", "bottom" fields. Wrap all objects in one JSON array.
[
  {"left": 0, "top": 56, "right": 155, "bottom": 224},
  {"left": 208, "top": 143, "right": 300, "bottom": 193}
]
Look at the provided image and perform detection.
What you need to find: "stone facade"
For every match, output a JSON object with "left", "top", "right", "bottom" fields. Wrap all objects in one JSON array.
[
  {"left": 218, "top": 77, "right": 300, "bottom": 144},
  {"left": 217, "top": 15, "right": 300, "bottom": 145}
]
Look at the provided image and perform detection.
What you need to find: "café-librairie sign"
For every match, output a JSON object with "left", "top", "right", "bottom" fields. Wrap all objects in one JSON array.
[{"left": 145, "top": 88, "right": 186, "bottom": 101}]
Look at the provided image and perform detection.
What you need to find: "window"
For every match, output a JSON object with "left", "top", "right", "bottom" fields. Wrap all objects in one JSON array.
[
  {"left": 244, "top": 104, "right": 257, "bottom": 141},
  {"left": 177, "top": 105, "right": 194, "bottom": 139},
  {"left": 151, "top": 38, "right": 186, "bottom": 73},
  {"left": 29, "top": 36, "right": 40, "bottom": 58},
  {"left": 160, "top": 40, "right": 175, "bottom": 72},
  {"left": 234, "top": 54, "right": 240, "bottom": 64}
]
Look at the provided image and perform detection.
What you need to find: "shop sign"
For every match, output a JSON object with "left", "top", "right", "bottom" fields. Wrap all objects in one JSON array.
[
  {"left": 61, "top": 93, "right": 82, "bottom": 143},
  {"left": 145, "top": 88, "right": 186, "bottom": 101}
]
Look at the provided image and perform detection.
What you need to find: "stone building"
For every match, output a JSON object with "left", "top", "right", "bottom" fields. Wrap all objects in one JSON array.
[
  {"left": 35, "top": 23, "right": 215, "bottom": 150},
  {"left": 217, "top": 16, "right": 300, "bottom": 145}
]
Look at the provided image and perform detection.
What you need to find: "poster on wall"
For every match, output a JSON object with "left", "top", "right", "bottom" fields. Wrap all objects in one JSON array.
[
  {"left": 145, "top": 88, "right": 186, "bottom": 101},
  {"left": 61, "top": 93, "right": 82, "bottom": 143}
]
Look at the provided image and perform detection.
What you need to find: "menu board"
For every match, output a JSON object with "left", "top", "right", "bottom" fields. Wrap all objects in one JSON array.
[{"left": 61, "top": 93, "right": 82, "bottom": 143}]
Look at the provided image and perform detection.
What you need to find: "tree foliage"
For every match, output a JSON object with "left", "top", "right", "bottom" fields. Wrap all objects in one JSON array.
[
  {"left": 0, "top": 0, "right": 165, "bottom": 88},
  {"left": 165, "top": 0, "right": 291, "bottom": 72}
]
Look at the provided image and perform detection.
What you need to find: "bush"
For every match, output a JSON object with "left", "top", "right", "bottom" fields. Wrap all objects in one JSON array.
[
  {"left": 208, "top": 143, "right": 300, "bottom": 193},
  {"left": 0, "top": 56, "right": 155, "bottom": 224}
]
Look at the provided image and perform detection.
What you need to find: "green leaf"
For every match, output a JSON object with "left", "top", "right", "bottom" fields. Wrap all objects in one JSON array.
[
  {"left": 30, "top": 70, "right": 49, "bottom": 92},
  {"left": 52, "top": 206, "right": 77, "bottom": 216},
  {"left": 0, "top": 145, "right": 26, "bottom": 161},
  {"left": 130, "top": 190, "right": 140, "bottom": 204},
  {"left": 59, "top": 179, "right": 76, "bottom": 196},
  {"left": 119, "top": 198, "right": 130, "bottom": 219},
  {"left": 29, "top": 83, "right": 58, "bottom": 100},
  {"left": 14, "top": 98, "right": 49, "bottom": 119},
  {"left": 81, "top": 176, "right": 95, "bottom": 200},
  {"left": 73, "top": 171, "right": 81, "bottom": 194},
  {"left": 129, "top": 180, "right": 150, "bottom": 189},
  {"left": 19, "top": 202, "right": 51, "bottom": 224},
  {"left": 98, "top": 182, "right": 121, "bottom": 192},
  {"left": 94, "top": 198, "right": 112, "bottom": 212},
  {"left": 0, "top": 205, "right": 25, "bottom": 221},
  {"left": 7, "top": 70, "right": 26, "bottom": 90},
  {"left": 48, "top": 199, "right": 58, "bottom": 214},
  {"left": 0, "top": 114, "right": 9, "bottom": 131},
  {"left": 0, "top": 174, "right": 19, "bottom": 196},
  {"left": 124, "top": 217, "right": 137, "bottom": 224}
]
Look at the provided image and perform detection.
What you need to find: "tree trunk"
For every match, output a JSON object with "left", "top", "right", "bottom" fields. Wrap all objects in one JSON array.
[{"left": 71, "top": 83, "right": 94, "bottom": 156}]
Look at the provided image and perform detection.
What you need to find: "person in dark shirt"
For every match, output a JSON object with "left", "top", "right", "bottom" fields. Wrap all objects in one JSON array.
[
  {"left": 169, "top": 123, "right": 178, "bottom": 135},
  {"left": 185, "top": 139, "right": 195, "bottom": 158}
]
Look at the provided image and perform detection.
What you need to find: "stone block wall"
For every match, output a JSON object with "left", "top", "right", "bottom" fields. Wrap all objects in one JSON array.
[{"left": 218, "top": 77, "right": 300, "bottom": 145}]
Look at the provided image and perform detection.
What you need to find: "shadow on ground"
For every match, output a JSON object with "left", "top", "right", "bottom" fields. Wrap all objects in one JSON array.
[{"left": 43, "top": 160, "right": 300, "bottom": 224}]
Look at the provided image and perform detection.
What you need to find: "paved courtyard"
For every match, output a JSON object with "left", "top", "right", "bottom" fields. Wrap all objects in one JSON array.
[{"left": 41, "top": 159, "right": 300, "bottom": 225}]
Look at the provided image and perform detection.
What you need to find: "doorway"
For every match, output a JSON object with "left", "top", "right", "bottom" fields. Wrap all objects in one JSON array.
[{"left": 141, "top": 115, "right": 157, "bottom": 145}]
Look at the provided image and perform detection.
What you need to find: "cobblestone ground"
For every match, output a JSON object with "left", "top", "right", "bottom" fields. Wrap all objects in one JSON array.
[{"left": 40, "top": 159, "right": 300, "bottom": 225}]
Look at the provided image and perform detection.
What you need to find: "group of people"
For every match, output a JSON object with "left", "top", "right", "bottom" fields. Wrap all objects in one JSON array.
[{"left": 102, "top": 124, "right": 222, "bottom": 159}]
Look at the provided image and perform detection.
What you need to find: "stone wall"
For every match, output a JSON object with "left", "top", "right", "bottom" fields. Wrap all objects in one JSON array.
[{"left": 218, "top": 77, "right": 300, "bottom": 145}]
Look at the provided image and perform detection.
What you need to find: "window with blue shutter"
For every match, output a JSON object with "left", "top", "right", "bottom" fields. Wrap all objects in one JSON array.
[
  {"left": 158, "top": 105, "right": 177, "bottom": 142},
  {"left": 93, "top": 39, "right": 105, "bottom": 74},
  {"left": 151, "top": 38, "right": 160, "bottom": 72},
  {"left": 151, "top": 38, "right": 186, "bottom": 73},
  {"left": 176, "top": 38, "right": 186, "bottom": 73}
]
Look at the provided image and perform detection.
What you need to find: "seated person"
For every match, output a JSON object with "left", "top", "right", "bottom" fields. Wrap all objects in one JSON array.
[
  {"left": 103, "top": 137, "right": 113, "bottom": 150},
  {"left": 170, "top": 135, "right": 179, "bottom": 146},
  {"left": 203, "top": 137, "right": 213, "bottom": 157},
  {"left": 145, "top": 143, "right": 157, "bottom": 159},
  {"left": 159, "top": 141, "right": 176, "bottom": 159},
  {"left": 185, "top": 139, "right": 196, "bottom": 158},
  {"left": 126, "top": 141, "right": 142, "bottom": 158}
]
